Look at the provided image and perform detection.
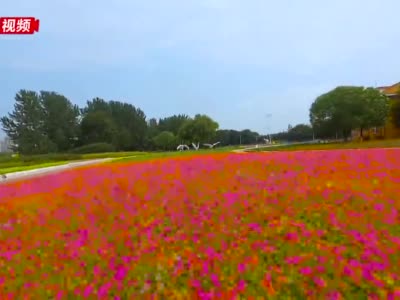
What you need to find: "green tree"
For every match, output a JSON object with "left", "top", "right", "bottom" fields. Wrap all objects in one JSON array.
[
  {"left": 158, "top": 114, "right": 190, "bottom": 136},
  {"left": 108, "top": 101, "right": 147, "bottom": 150},
  {"left": 310, "top": 86, "right": 389, "bottom": 140},
  {"left": 239, "top": 129, "right": 260, "bottom": 145},
  {"left": 80, "top": 98, "right": 148, "bottom": 150},
  {"left": 178, "top": 114, "right": 219, "bottom": 143},
  {"left": 40, "top": 91, "right": 80, "bottom": 151},
  {"left": 80, "top": 111, "right": 118, "bottom": 145},
  {"left": 216, "top": 129, "right": 240, "bottom": 146},
  {"left": 144, "top": 118, "right": 160, "bottom": 150},
  {"left": 358, "top": 88, "right": 390, "bottom": 135},
  {"left": 1, "top": 90, "right": 52, "bottom": 154},
  {"left": 81, "top": 97, "right": 111, "bottom": 115},
  {"left": 152, "top": 131, "right": 177, "bottom": 150},
  {"left": 287, "top": 124, "right": 314, "bottom": 141}
]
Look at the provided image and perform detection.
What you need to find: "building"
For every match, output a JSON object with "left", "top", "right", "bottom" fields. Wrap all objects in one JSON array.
[
  {"left": 352, "top": 82, "right": 400, "bottom": 140},
  {"left": 378, "top": 82, "right": 400, "bottom": 139}
]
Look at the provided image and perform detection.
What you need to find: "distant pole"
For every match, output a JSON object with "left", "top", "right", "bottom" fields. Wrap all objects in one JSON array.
[
  {"left": 266, "top": 113, "right": 272, "bottom": 144},
  {"left": 239, "top": 135, "right": 242, "bottom": 145}
]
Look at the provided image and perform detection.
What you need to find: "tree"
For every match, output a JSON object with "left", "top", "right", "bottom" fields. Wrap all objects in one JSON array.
[
  {"left": 40, "top": 91, "right": 80, "bottom": 151},
  {"left": 80, "top": 98, "right": 148, "bottom": 150},
  {"left": 152, "top": 131, "right": 177, "bottom": 150},
  {"left": 216, "top": 129, "right": 240, "bottom": 146},
  {"left": 358, "top": 88, "right": 390, "bottom": 135},
  {"left": 178, "top": 114, "right": 219, "bottom": 143},
  {"left": 310, "top": 86, "right": 389, "bottom": 140},
  {"left": 108, "top": 101, "right": 147, "bottom": 150},
  {"left": 239, "top": 129, "right": 259, "bottom": 145},
  {"left": 287, "top": 124, "right": 314, "bottom": 141},
  {"left": 80, "top": 111, "right": 118, "bottom": 145},
  {"left": 158, "top": 114, "right": 190, "bottom": 136},
  {"left": 1, "top": 90, "right": 52, "bottom": 154}
]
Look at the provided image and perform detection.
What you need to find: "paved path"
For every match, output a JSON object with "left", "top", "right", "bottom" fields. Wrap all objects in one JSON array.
[
  {"left": 0, "top": 158, "right": 112, "bottom": 184},
  {"left": 232, "top": 143, "right": 298, "bottom": 153}
]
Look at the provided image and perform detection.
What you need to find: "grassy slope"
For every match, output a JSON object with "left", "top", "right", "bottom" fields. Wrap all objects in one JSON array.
[
  {"left": 247, "top": 139, "right": 400, "bottom": 152},
  {"left": 0, "top": 161, "right": 71, "bottom": 175},
  {"left": 0, "top": 151, "right": 146, "bottom": 175}
]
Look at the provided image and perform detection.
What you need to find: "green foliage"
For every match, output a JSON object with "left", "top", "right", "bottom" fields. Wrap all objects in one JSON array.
[
  {"left": 80, "top": 98, "right": 147, "bottom": 151},
  {"left": 70, "top": 143, "right": 116, "bottom": 154},
  {"left": 215, "top": 129, "right": 261, "bottom": 145},
  {"left": 271, "top": 124, "right": 314, "bottom": 142},
  {"left": 80, "top": 111, "right": 118, "bottom": 145},
  {"left": 178, "top": 114, "right": 219, "bottom": 143},
  {"left": 359, "top": 87, "right": 390, "bottom": 129},
  {"left": 158, "top": 115, "right": 190, "bottom": 136},
  {"left": 288, "top": 124, "right": 313, "bottom": 141},
  {"left": 41, "top": 91, "right": 81, "bottom": 151},
  {"left": 1, "top": 90, "right": 52, "bottom": 154},
  {"left": 310, "top": 86, "right": 390, "bottom": 139},
  {"left": 152, "top": 131, "right": 177, "bottom": 150}
]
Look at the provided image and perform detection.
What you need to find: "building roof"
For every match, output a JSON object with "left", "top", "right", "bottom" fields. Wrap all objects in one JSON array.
[{"left": 377, "top": 82, "right": 400, "bottom": 96}]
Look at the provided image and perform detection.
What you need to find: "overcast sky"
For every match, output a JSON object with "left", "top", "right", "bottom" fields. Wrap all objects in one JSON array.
[{"left": 1, "top": 0, "right": 399, "bottom": 137}]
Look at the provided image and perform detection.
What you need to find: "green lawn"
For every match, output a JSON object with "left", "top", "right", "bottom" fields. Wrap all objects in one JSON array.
[
  {"left": 0, "top": 161, "right": 72, "bottom": 175},
  {"left": 80, "top": 151, "right": 146, "bottom": 159},
  {"left": 0, "top": 151, "right": 146, "bottom": 175},
  {"left": 110, "top": 146, "right": 242, "bottom": 163},
  {"left": 247, "top": 139, "right": 400, "bottom": 152}
]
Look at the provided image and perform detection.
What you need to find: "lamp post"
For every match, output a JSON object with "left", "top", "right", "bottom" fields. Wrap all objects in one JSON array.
[{"left": 265, "top": 113, "right": 272, "bottom": 144}]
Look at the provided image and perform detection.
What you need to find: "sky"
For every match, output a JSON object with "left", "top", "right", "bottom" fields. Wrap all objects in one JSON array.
[{"left": 1, "top": 0, "right": 400, "bottom": 137}]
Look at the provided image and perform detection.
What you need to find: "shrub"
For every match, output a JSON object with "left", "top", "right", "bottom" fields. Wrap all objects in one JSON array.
[{"left": 70, "top": 143, "right": 116, "bottom": 154}]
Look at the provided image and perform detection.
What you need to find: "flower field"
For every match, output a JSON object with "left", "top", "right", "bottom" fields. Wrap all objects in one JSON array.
[{"left": 0, "top": 149, "right": 399, "bottom": 299}]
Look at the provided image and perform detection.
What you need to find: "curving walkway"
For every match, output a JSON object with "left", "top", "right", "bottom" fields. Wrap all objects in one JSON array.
[{"left": 0, "top": 158, "right": 113, "bottom": 184}]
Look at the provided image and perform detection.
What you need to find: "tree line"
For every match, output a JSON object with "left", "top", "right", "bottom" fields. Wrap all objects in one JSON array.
[
  {"left": 0, "top": 90, "right": 274, "bottom": 154},
  {"left": 2, "top": 85, "right": 396, "bottom": 155}
]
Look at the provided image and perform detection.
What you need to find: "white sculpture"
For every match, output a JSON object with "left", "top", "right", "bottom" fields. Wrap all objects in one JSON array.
[
  {"left": 203, "top": 141, "right": 220, "bottom": 148},
  {"left": 192, "top": 143, "right": 200, "bottom": 150},
  {"left": 177, "top": 144, "right": 189, "bottom": 151}
]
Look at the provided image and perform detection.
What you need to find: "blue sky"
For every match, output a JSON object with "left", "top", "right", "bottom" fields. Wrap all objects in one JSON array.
[{"left": 1, "top": 0, "right": 399, "bottom": 137}]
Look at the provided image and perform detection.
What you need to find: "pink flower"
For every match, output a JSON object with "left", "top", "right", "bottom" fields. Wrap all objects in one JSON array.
[
  {"left": 210, "top": 273, "right": 221, "bottom": 287},
  {"left": 313, "top": 277, "right": 326, "bottom": 287},
  {"left": 114, "top": 265, "right": 128, "bottom": 281},
  {"left": 83, "top": 285, "right": 93, "bottom": 297},
  {"left": 201, "top": 261, "right": 210, "bottom": 275},
  {"left": 98, "top": 282, "right": 111, "bottom": 297},
  {"left": 299, "top": 266, "right": 312, "bottom": 275},
  {"left": 285, "top": 256, "right": 301, "bottom": 265},
  {"left": 285, "top": 232, "right": 298, "bottom": 241},
  {"left": 238, "top": 263, "right": 246, "bottom": 273},
  {"left": 190, "top": 279, "right": 201, "bottom": 288},
  {"left": 237, "top": 279, "right": 246, "bottom": 292},
  {"left": 327, "top": 291, "right": 341, "bottom": 300}
]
